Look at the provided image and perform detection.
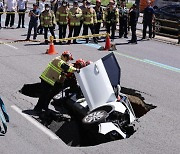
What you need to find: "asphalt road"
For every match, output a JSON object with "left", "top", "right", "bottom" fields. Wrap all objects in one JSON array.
[{"left": 0, "top": 3, "right": 180, "bottom": 154}]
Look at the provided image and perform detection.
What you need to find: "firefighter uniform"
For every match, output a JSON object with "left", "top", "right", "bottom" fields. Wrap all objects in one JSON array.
[
  {"left": 56, "top": 1, "right": 69, "bottom": 43},
  {"left": 93, "top": 0, "right": 103, "bottom": 37},
  {"left": 82, "top": 1, "right": 97, "bottom": 43},
  {"left": 68, "top": 1, "right": 82, "bottom": 44},
  {"left": 119, "top": 4, "right": 128, "bottom": 38},
  {"left": 104, "top": 1, "right": 118, "bottom": 40},
  {"left": 34, "top": 51, "right": 77, "bottom": 112},
  {"left": 41, "top": 4, "right": 56, "bottom": 44}
]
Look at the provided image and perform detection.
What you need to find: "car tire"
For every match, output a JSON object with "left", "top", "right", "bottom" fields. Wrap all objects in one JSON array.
[
  {"left": 155, "top": 20, "right": 161, "bottom": 33},
  {"left": 82, "top": 110, "right": 108, "bottom": 125}
]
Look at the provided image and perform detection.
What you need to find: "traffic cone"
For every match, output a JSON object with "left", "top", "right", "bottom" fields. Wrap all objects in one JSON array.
[
  {"left": 104, "top": 33, "right": 111, "bottom": 50},
  {"left": 46, "top": 36, "right": 57, "bottom": 55}
]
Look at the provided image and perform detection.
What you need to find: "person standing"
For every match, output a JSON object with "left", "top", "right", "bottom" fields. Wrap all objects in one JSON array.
[
  {"left": 93, "top": 0, "right": 103, "bottom": 39},
  {"left": 0, "top": 0, "right": 4, "bottom": 29},
  {"left": 142, "top": 0, "right": 155, "bottom": 39},
  {"left": 34, "top": 51, "right": 79, "bottom": 113},
  {"left": 37, "top": 0, "right": 46, "bottom": 34},
  {"left": 119, "top": 1, "right": 128, "bottom": 38},
  {"left": 129, "top": 3, "right": 138, "bottom": 44},
  {"left": 79, "top": 0, "right": 87, "bottom": 33},
  {"left": 82, "top": 1, "right": 97, "bottom": 44},
  {"left": 5, "top": 0, "right": 17, "bottom": 28},
  {"left": 67, "top": 1, "right": 82, "bottom": 44},
  {"left": 17, "top": 0, "right": 27, "bottom": 28},
  {"left": 104, "top": 0, "right": 118, "bottom": 41},
  {"left": 56, "top": 0, "right": 69, "bottom": 44},
  {"left": 26, "top": 3, "right": 40, "bottom": 40},
  {"left": 41, "top": 4, "right": 56, "bottom": 44}
]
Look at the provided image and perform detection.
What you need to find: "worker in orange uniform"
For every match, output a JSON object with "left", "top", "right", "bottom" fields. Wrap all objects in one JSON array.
[
  {"left": 56, "top": 0, "right": 69, "bottom": 44},
  {"left": 34, "top": 51, "right": 80, "bottom": 113}
]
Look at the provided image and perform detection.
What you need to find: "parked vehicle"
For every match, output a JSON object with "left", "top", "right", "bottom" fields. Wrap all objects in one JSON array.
[
  {"left": 154, "top": 4, "right": 180, "bottom": 36},
  {"left": 53, "top": 53, "right": 136, "bottom": 141}
]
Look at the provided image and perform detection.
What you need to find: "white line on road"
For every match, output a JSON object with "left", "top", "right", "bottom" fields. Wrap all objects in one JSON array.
[
  {"left": 4, "top": 43, "right": 18, "bottom": 50},
  {"left": 11, "top": 105, "right": 59, "bottom": 140}
]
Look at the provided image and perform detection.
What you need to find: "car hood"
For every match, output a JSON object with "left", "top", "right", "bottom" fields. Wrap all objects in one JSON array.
[{"left": 75, "top": 53, "right": 120, "bottom": 110}]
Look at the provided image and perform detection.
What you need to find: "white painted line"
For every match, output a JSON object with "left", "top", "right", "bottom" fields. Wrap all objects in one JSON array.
[
  {"left": 4, "top": 43, "right": 18, "bottom": 50},
  {"left": 11, "top": 105, "right": 59, "bottom": 140}
]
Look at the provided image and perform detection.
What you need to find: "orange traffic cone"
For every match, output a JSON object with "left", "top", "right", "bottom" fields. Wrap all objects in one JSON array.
[
  {"left": 46, "top": 36, "right": 57, "bottom": 55},
  {"left": 104, "top": 33, "right": 111, "bottom": 50}
]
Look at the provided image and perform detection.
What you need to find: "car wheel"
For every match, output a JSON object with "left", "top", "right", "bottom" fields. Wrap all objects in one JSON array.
[
  {"left": 155, "top": 20, "right": 161, "bottom": 33},
  {"left": 82, "top": 110, "right": 108, "bottom": 125}
]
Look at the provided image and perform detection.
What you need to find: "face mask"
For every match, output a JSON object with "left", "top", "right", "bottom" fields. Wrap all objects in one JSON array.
[
  {"left": 46, "top": 8, "right": 50, "bottom": 11},
  {"left": 63, "top": 3, "right": 67, "bottom": 7}
]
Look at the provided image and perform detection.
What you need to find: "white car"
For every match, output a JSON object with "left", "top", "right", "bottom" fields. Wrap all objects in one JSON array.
[{"left": 53, "top": 53, "right": 136, "bottom": 141}]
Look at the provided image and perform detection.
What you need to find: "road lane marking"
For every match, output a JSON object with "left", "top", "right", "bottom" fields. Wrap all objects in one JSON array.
[
  {"left": 11, "top": 105, "right": 59, "bottom": 140},
  {"left": 114, "top": 52, "right": 180, "bottom": 73},
  {"left": 143, "top": 59, "right": 180, "bottom": 73},
  {"left": 4, "top": 43, "right": 18, "bottom": 49}
]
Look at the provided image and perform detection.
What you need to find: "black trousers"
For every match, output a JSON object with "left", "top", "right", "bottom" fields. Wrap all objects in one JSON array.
[
  {"left": 27, "top": 22, "right": 38, "bottom": 40},
  {"left": 17, "top": 9, "right": 25, "bottom": 27},
  {"left": 5, "top": 12, "right": 15, "bottom": 27},
  {"left": 0, "top": 13, "right": 2, "bottom": 27},
  {"left": 94, "top": 22, "right": 101, "bottom": 34},
  {"left": 131, "top": 24, "right": 137, "bottom": 43},
  {"left": 143, "top": 21, "right": 153, "bottom": 39},
  {"left": 34, "top": 80, "right": 63, "bottom": 111},
  {"left": 106, "top": 22, "right": 116, "bottom": 39},
  {"left": 59, "top": 24, "right": 67, "bottom": 40},
  {"left": 119, "top": 17, "right": 128, "bottom": 37},
  {"left": 83, "top": 24, "right": 97, "bottom": 43},
  {"left": 44, "top": 26, "right": 56, "bottom": 41},
  {"left": 68, "top": 25, "right": 80, "bottom": 43}
]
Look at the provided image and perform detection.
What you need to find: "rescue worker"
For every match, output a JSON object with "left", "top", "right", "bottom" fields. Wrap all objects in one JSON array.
[
  {"left": 93, "top": 0, "right": 103, "bottom": 39},
  {"left": 26, "top": 3, "right": 40, "bottom": 40},
  {"left": 37, "top": 0, "right": 47, "bottom": 34},
  {"left": 56, "top": 0, "right": 69, "bottom": 44},
  {"left": 79, "top": 0, "right": 87, "bottom": 33},
  {"left": 82, "top": 1, "right": 97, "bottom": 44},
  {"left": 34, "top": 51, "right": 79, "bottom": 113},
  {"left": 119, "top": 1, "right": 128, "bottom": 38},
  {"left": 142, "top": 0, "right": 155, "bottom": 39},
  {"left": 104, "top": 0, "right": 118, "bottom": 41},
  {"left": 129, "top": 3, "right": 138, "bottom": 44},
  {"left": 41, "top": 4, "right": 56, "bottom": 44},
  {"left": 67, "top": 0, "right": 82, "bottom": 44}
]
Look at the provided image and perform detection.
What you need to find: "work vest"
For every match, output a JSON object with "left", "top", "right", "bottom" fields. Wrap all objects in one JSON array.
[
  {"left": 105, "top": 7, "right": 118, "bottom": 23},
  {"left": 83, "top": 7, "right": 97, "bottom": 25},
  {"left": 68, "top": 7, "right": 82, "bottom": 26},
  {"left": 56, "top": 6, "right": 69, "bottom": 25},
  {"left": 41, "top": 10, "right": 56, "bottom": 27},
  {"left": 40, "top": 56, "right": 76, "bottom": 86},
  {"left": 93, "top": 6, "right": 103, "bottom": 23}
]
